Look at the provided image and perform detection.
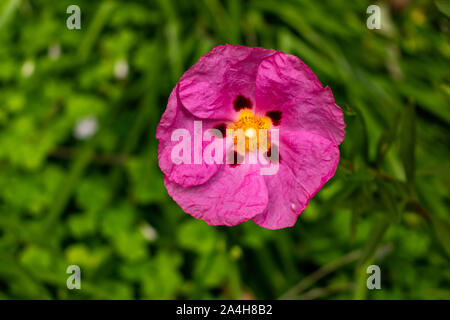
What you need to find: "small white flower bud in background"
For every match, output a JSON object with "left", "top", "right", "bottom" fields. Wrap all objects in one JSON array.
[
  {"left": 74, "top": 115, "right": 98, "bottom": 140},
  {"left": 114, "top": 59, "right": 129, "bottom": 80},
  {"left": 140, "top": 223, "right": 158, "bottom": 242},
  {"left": 21, "top": 60, "right": 35, "bottom": 78},
  {"left": 48, "top": 44, "right": 61, "bottom": 60}
]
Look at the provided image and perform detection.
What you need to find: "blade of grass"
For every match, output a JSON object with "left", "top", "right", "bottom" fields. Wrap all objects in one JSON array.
[
  {"left": 280, "top": 244, "right": 393, "bottom": 299},
  {"left": 78, "top": 1, "right": 116, "bottom": 62},
  {"left": 279, "top": 249, "right": 361, "bottom": 299},
  {"left": 0, "top": 0, "right": 21, "bottom": 31},
  {"left": 43, "top": 140, "right": 95, "bottom": 233},
  {"left": 398, "top": 103, "right": 416, "bottom": 189}
]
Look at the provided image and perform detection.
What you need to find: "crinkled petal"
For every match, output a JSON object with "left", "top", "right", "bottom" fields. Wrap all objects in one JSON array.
[
  {"left": 255, "top": 52, "right": 345, "bottom": 145},
  {"left": 253, "top": 130, "right": 340, "bottom": 229},
  {"left": 165, "top": 159, "right": 269, "bottom": 226},
  {"left": 178, "top": 44, "right": 276, "bottom": 120},
  {"left": 156, "top": 86, "right": 178, "bottom": 139},
  {"left": 157, "top": 85, "right": 225, "bottom": 187}
]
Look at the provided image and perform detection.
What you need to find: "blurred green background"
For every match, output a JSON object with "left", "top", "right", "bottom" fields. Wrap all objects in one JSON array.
[{"left": 0, "top": 0, "right": 449, "bottom": 300}]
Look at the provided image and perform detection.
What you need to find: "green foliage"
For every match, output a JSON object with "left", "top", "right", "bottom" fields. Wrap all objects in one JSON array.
[{"left": 0, "top": 0, "right": 448, "bottom": 299}]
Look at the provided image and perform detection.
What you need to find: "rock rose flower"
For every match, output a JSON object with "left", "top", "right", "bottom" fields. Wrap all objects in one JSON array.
[{"left": 157, "top": 44, "right": 345, "bottom": 229}]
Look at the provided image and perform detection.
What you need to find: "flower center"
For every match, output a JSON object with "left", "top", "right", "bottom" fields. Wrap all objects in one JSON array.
[{"left": 228, "top": 109, "right": 272, "bottom": 153}]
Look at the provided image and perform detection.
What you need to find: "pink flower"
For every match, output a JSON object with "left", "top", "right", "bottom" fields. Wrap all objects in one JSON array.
[{"left": 157, "top": 44, "right": 345, "bottom": 229}]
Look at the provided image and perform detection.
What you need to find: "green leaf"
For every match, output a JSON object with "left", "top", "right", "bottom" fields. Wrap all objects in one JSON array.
[
  {"left": 141, "top": 251, "right": 182, "bottom": 299},
  {"left": 0, "top": 0, "right": 21, "bottom": 31},
  {"left": 375, "top": 111, "right": 400, "bottom": 166},
  {"left": 195, "top": 252, "right": 229, "bottom": 288},
  {"left": 377, "top": 180, "right": 401, "bottom": 222},
  {"left": 430, "top": 215, "right": 450, "bottom": 256},
  {"left": 114, "top": 231, "right": 148, "bottom": 261},
  {"left": 126, "top": 156, "right": 166, "bottom": 204},
  {"left": 65, "top": 244, "right": 111, "bottom": 270},
  {"left": 78, "top": 1, "right": 117, "bottom": 62},
  {"left": 177, "top": 220, "right": 219, "bottom": 254},
  {"left": 43, "top": 141, "right": 95, "bottom": 233},
  {"left": 398, "top": 104, "right": 416, "bottom": 188},
  {"left": 75, "top": 176, "right": 112, "bottom": 211},
  {"left": 100, "top": 203, "right": 134, "bottom": 238},
  {"left": 357, "top": 217, "right": 391, "bottom": 267},
  {"left": 68, "top": 211, "right": 98, "bottom": 238},
  {"left": 435, "top": 0, "right": 450, "bottom": 18}
]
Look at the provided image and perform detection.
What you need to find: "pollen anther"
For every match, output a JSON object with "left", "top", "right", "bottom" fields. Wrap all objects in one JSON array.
[{"left": 228, "top": 109, "right": 272, "bottom": 153}]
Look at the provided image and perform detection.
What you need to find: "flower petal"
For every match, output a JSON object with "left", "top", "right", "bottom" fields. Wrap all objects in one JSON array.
[
  {"left": 252, "top": 130, "right": 340, "bottom": 229},
  {"left": 178, "top": 44, "right": 276, "bottom": 120},
  {"left": 157, "top": 85, "right": 225, "bottom": 187},
  {"left": 255, "top": 52, "right": 345, "bottom": 145},
  {"left": 165, "top": 159, "right": 269, "bottom": 226}
]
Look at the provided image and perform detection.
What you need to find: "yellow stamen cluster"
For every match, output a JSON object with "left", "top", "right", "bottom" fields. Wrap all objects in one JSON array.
[{"left": 228, "top": 110, "right": 272, "bottom": 153}]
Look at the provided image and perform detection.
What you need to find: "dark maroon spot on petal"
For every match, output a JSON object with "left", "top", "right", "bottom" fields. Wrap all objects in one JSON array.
[
  {"left": 212, "top": 123, "right": 227, "bottom": 137},
  {"left": 265, "top": 145, "right": 281, "bottom": 163},
  {"left": 266, "top": 110, "right": 282, "bottom": 126},
  {"left": 233, "top": 95, "right": 252, "bottom": 111},
  {"left": 229, "top": 151, "right": 243, "bottom": 167}
]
